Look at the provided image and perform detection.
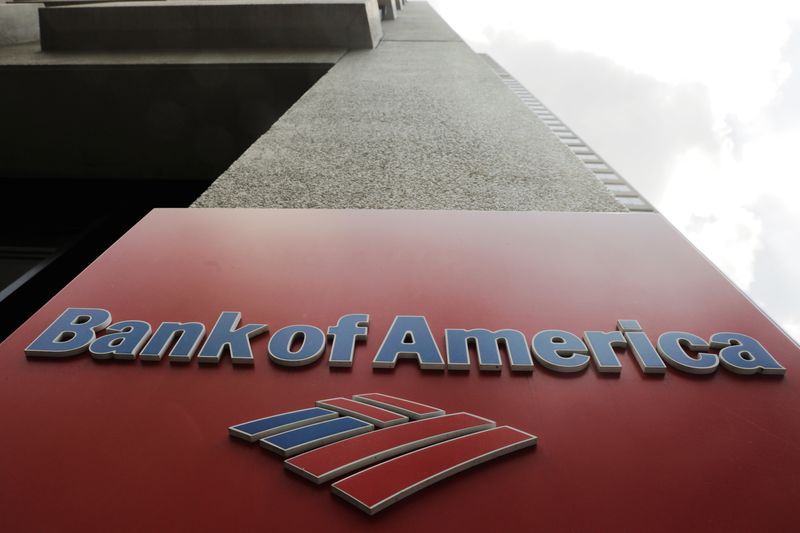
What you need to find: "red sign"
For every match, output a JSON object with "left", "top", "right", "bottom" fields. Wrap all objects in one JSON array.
[{"left": 0, "top": 209, "right": 798, "bottom": 531}]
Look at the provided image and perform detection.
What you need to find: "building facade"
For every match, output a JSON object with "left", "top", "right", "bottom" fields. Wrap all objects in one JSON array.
[
  {"left": 0, "top": 0, "right": 636, "bottom": 341},
  {"left": 1, "top": 2, "right": 798, "bottom": 531}
]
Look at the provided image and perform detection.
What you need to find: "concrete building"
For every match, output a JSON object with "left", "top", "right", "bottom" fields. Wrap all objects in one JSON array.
[{"left": 0, "top": 0, "right": 650, "bottom": 340}]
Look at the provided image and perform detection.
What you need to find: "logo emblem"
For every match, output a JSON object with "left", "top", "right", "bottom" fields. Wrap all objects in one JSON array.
[{"left": 229, "top": 393, "right": 537, "bottom": 514}]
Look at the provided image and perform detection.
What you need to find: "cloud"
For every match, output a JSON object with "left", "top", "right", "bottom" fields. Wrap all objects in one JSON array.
[
  {"left": 471, "top": 36, "right": 718, "bottom": 205},
  {"left": 641, "top": 24, "right": 800, "bottom": 342},
  {"left": 766, "top": 21, "right": 800, "bottom": 129},
  {"left": 426, "top": 0, "right": 800, "bottom": 342},
  {"left": 749, "top": 197, "right": 800, "bottom": 339}
]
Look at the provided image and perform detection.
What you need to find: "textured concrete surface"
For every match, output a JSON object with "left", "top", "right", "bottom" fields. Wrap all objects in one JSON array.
[
  {"left": 0, "top": 3, "right": 41, "bottom": 46},
  {"left": 193, "top": 38, "right": 624, "bottom": 211},
  {"left": 382, "top": 1, "right": 459, "bottom": 41},
  {"left": 0, "top": 42, "right": 345, "bottom": 66},
  {"left": 39, "top": 0, "right": 383, "bottom": 51}
]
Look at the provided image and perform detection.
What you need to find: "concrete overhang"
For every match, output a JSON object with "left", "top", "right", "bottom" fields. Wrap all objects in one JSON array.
[
  {"left": 38, "top": 0, "right": 383, "bottom": 52},
  {"left": 0, "top": 2, "right": 41, "bottom": 46},
  {"left": 0, "top": 41, "right": 346, "bottom": 66}
]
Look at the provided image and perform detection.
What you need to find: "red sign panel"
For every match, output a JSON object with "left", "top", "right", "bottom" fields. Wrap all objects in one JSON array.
[{"left": 0, "top": 209, "right": 798, "bottom": 531}]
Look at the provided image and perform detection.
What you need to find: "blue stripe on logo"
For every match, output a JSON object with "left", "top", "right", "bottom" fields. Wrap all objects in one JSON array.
[
  {"left": 261, "top": 416, "right": 373, "bottom": 455},
  {"left": 230, "top": 407, "right": 337, "bottom": 441}
]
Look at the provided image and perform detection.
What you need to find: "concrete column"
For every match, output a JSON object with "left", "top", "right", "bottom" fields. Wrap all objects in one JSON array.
[
  {"left": 0, "top": 3, "right": 41, "bottom": 46},
  {"left": 379, "top": 0, "right": 396, "bottom": 20}
]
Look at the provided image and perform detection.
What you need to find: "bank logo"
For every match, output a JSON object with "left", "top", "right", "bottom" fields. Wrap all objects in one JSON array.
[{"left": 229, "top": 393, "right": 538, "bottom": 515}]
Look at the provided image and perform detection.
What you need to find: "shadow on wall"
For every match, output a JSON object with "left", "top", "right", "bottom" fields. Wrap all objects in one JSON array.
[
  {"left": 0, "top": 64, "right": 329, "bottom": 180},
  {"left": 0, "top": 62, "right": 330, "bottom": 341}
]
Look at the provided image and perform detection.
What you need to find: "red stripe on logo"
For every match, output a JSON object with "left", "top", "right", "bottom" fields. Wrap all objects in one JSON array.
[
  {"left": 285, "top": 412, "right": 494, "bottom": 484},
  {"left": 352, "top": 393, "right": 444, "bottom": 419},
  {"left": 331, "top": 426, "right": 537, "bottom": 515},
  {"left": 316, "top": 397, "right": 408, "bottom": 428}
]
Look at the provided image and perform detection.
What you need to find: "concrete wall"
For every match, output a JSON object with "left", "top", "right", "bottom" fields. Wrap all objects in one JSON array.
[{"left": 193, "top": 2, "right": 624, "bottom": 212}]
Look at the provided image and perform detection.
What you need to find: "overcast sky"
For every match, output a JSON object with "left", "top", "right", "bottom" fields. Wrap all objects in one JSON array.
[{"left": 427, "top": 0, "right": 800, "bottom": 343}]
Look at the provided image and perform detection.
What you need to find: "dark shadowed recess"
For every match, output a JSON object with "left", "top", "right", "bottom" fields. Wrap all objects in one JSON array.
[{"left": 0, "top": 62, "right": 330, "bottom": 341}]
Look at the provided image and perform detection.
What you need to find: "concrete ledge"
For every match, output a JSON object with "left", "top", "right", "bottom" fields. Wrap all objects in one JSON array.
[
  {"left": 0, "top": 41, "right": 346, "bottom": 66},
  {"left": 39, "top": 0, "right": 383, "bottom": 51},
  {"left": 0, "top": 3, "right": 41, "bottom": 46}
]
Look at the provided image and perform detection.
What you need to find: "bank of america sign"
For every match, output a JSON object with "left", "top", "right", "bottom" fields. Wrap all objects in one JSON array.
[{"left": 25, "top": 309, "right": 786, "bottom": 376}]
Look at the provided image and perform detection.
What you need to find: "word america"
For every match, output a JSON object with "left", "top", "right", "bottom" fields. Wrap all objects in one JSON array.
[{"left": 24, "top": 308, "right": 786, "bottom": 375}]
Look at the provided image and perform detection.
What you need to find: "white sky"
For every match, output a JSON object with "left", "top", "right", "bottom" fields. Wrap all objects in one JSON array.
[{"left": 427, "top": 0, "right": 800, "bottom": 343}]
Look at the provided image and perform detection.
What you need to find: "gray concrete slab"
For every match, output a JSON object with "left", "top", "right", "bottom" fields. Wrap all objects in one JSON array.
[
  {"left": 193, "top": 39, "right": 625, "bottom": 212},
  {"left": 0, "top": 42, "right": 345, "bottom": 66},
  {"left": 39, "top": 0, "right": 383, "bottom": 51},
  {"left": 381, "top": 1, "right": 460, "bottom": 41},
  {"left": 0, "top": 3, "right": 40, "bottom": 46}
]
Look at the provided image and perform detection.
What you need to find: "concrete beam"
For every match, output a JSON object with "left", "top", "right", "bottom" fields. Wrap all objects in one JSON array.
[
  {"left": 0, "top": 3, "right": 41, "bottom": 46},
  {"left": 39, "top": 0, "right": 383, "bottom": 52},
  {"left": 0, "top": 41, "right": 346, "bottom": 66}
]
